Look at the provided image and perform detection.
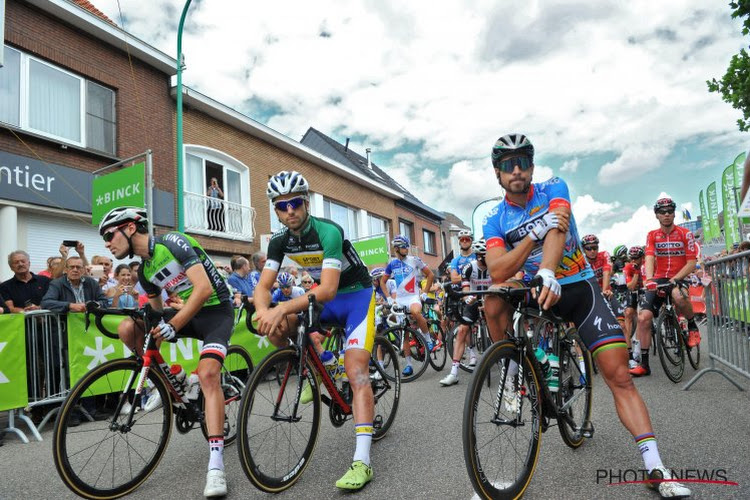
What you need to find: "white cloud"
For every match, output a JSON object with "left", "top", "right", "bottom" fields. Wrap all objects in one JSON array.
[
  {"left": 573, "top": 194, "right": 622, "bottom": 230},
  {"left": 560, "top": 158, "right": 579, "bottom": 173}
]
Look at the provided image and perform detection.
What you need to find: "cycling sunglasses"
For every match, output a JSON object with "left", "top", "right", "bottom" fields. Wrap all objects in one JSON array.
[
  {"left": 274, "top": 196, "right": 306, "bottom": 212},
  {"left": 583, "top": 245, "right": 598, "bottom": 251},
  {"left": 495, "top": 155, "right": 533, "bottom": 173},
  {"left": 656, "top": 209, "right": 675, "bottom": 215},
  {"left": 102, "top": 223, "right": 128, "bottom": 243}
]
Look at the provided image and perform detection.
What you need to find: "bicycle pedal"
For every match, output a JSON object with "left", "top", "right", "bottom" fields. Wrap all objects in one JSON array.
[
  {"left": 581, "top": 420, "right": 595, "bottom": 438},
  {"left": 373, "top": 415, "right": 383, "bottom": 430}
]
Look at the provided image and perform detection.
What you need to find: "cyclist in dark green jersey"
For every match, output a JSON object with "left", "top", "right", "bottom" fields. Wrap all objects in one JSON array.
[
  {"left": 254, "top": 171, "right": 376, "bottom": 491},
  {"left": 100, "top": 207, "right": 230, "bottom": 498}
]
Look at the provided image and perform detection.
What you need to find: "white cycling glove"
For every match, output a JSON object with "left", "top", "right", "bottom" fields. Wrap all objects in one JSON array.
[
  {"left": 463, "top": 296, "right": 475, "bottom": 305},
  {"left": 420, "top": 293, "right": 428, "bottom": 302},
  {"left": 534, "top": 268, "right": 561, "bottom": 297},
  {"left": 155, "top": 319, "right": 177, "bottom": 341},
  {"left": 529, "top": 213, "right": 560, "bottom": 242},
  {"left": 387, "top": 297, "right": 395, "bottom": 306}
]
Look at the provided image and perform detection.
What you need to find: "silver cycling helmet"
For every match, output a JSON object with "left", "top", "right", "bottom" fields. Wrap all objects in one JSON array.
[{"left": 267, "top": 171, "right": 310, "bottom": 200}]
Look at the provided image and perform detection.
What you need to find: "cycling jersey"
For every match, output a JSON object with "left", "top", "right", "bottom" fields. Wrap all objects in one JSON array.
[
  {"left": 623, "top": 262, "right": 644, "bottom": 288},
  {"left": 449, "top": 253, "right": 476, "bottom": 275},
  {"left": 265, "top": 216, "right": 371, "bottom": 293},
  {"left": 461, "top": 261, "right": 492, "bottom": 292},
  {"left": 586, "top": 251, "right": 612, "bottom": 288},
  {"left": 482, "top": 177, "right": 593, "bottom": 285},
  {"left": 271, "top": 286, "right": 305, "bottom": 303},
  {"left": 138, "top": 232, "right": 230, "bottom": 306},
  {"left": 645, "top": 225, "right": 697, "bottom": 279},
  {"left": 384, "top": 255, "right": 427, "bottom": 297}
]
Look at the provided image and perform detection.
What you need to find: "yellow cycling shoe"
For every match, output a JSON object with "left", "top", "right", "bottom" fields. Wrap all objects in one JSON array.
[{"left": 335, "top": 461, "right": 373, "bottom": 490}]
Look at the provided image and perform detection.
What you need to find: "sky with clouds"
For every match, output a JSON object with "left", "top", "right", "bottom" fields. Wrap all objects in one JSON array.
[{"left": 95, "top": 0, "right": 749, "bottom": 251}]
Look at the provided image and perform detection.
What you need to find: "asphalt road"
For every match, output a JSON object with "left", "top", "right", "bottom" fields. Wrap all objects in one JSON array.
[{"left": 2, "top": 325, "right": 749, "bottom": 500}]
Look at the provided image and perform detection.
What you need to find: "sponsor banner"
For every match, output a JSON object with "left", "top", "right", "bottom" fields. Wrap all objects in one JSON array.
[
  {"left": 0, "top": 314, "right": 28, "bottom": 411},
  {"left": 91, "top": 163, "right": 145, "bottom": 226},
  {"left": 706, "top": 182, "right": 721, "bottom": 245},
  {"left": 352, "top": 234, "right": 390, "bottom": 266},
  {"left": 699, "top": 190, "right": 711, "bottom": 240},
  {"left": 722, "top": 165, "right": 741, "bottom": 251},
  {"left": 688, "top": 285, "right": 706, "bottom": 315}
]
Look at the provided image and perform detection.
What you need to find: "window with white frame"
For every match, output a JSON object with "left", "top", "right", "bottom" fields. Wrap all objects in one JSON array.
[
  {"left": 398, "top": 220, "right": 414, "bottom": 244},
  {"left": 423, "top": 229, "right": 436, "bottom": 255},
  {"left": 367, "top": 213, "right": 389, "bottom": 237},
  {"left": 0, "top": 46, "right": 116, "bottom": 154},
  {"left": 323, "top": 198, "right": 359, "bottom": 239}
]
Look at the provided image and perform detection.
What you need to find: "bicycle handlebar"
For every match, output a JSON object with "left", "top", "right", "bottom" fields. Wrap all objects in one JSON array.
[{"left": 84, "top": 302, "right": 162, "bottom": 340}]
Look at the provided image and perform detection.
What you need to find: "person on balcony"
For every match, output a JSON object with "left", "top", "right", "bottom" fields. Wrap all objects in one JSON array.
[{"left": 206, "top": 177, "right": 225, "bottom": 232}]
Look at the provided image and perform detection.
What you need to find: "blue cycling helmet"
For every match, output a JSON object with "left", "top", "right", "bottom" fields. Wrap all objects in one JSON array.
[
  {"left": 391, "top": 234, "right": 410, "bottom": 248},
  {"left": 370, "top": 267, "right": 386, "bottom": 279},
  {"left": 277, "top": 272, "right": 294, "bottom": 287}
]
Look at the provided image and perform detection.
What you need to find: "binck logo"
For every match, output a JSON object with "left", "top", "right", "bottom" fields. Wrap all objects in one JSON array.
[{"left": 95, "top": 182, "right": 141, "bottom": 206}]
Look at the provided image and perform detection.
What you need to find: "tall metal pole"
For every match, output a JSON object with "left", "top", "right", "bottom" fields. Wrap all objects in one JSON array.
[{"left": 176, "top": 0, "right": 193, "bottom": 232}]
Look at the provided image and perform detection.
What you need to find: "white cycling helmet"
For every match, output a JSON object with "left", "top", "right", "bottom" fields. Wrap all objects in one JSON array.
[
  {"left": 457, "top": 229, "right": 473, "bottom": 240},
  {"left": 471, "top": 239, "right": 487, "bottom": 255},
  {"left": 98, "top": 206, "right": 148, "bottom": 236},
  {"left": 370, "top": 267, "right": 386, "bottom": 279},
  {"left": 267, "top": 171, "right": 309, "bottom": 200}
]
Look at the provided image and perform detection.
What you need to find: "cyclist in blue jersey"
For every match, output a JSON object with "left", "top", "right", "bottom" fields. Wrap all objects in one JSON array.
[
  {"left": 271, "top": 271, "right": 305, "bottom": 303},
  {"left": 482, "top": 133, "right": 690, "bottom": 499},
  {"left": 449, "top": 229, "right": 476, "bottom": 283}
]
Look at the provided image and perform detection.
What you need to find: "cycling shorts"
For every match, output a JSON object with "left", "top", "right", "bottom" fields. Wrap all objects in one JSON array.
[
  {"left": 638, "top": 278, "right": 688, "bottom": 315},
  {"left": 320, "top": 288, "right": 375, "bottom": 353},
  {"left": 609, "top": 293, "right": 625, "bottom": 321},
  {"left": 625, "top": 291, "right": 639, "bottom": 310},
  {"left": 459, "top": 301, "right": 480, "bottom": 325},
  {"left": 164, "top": 302, "right": 234, "bottom": 363},
  {"left": 395, "top": 294, "right": 422, "bottom": 310}
]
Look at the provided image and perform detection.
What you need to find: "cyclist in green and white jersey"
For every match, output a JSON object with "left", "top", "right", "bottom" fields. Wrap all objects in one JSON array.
[
  {"left": 100, "top": 207, "right": 231, "bottom": 498},
  {"left": 254, "top": 171, "right": 377, "bottom": 491}
]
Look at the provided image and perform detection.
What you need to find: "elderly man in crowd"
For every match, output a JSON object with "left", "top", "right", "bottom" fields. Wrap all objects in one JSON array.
[
  {"left": 228, "top": 256, "right": 255, "bottom": 306},
  {"left": 92, "top": 255, "right": 117, "bottom": 292},
  {"left": 1, "top": 250, "right": 51, "bottom": 313},
  {"left": 41, "top": 256, "right": 107, "bottom": 313}
]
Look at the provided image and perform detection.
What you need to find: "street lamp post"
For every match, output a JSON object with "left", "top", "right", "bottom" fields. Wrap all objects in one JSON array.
[{"left": 175, "top": 0, "right": 193, "bottom": 232}]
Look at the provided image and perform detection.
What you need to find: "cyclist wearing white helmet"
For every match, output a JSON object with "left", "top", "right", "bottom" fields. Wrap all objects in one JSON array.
[
  {"left": 449, "top": 229, "right": 476, "bottom": 284},
  {"left": 440, "top": 239, "right": 491, "bottom": 387},
  {"left": 381, "top": 234, "right": 436, "bottom": 376},
  {"left": 255, "top": 170, "right": 377, "bottom": 490},
  {"left": 100, "top": 206, "right": 233, "bottom": 497}
]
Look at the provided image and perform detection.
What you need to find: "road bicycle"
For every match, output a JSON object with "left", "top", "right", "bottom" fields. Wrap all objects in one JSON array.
[
  {"left": 423, "top": 299, "right": 448, "bottom": 371},
  {"left": 462, "top": 286, "right": 594, "bottom": 500},
  {"left": 52, "top": 303, "right": 253, "bottom": 500},
  {"left": 237, "top": 295, "right": 400, "bottom": 493},
  {"left": 444, "top": 301, "right": 492, "bottom": 374},
  {"left": 651, "top": 282, "right": 700, "bottom": 383},
  {"left": 378, "top": 304, "right": 433, "bottom": 381}
]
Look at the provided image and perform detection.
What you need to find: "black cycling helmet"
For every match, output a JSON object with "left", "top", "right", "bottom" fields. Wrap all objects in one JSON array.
[
  {"left": 491, "top": 134, "right": 534, "bottom": 168},
  {"left": 653, "top": 197, "right": 676, "bottom": 213}
]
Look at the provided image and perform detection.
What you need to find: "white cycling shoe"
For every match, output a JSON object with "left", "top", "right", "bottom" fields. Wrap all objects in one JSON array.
[
  {"left": 439, "top": 373, "right": 459, "bottom": 386},
  {"left": 204, "top": 469, "right": 227, "bottom": 497},
  {"left": 143, "top": 391, "right": 162, "bottom": 412},
  {"left": 648, "top": 465, "right": 691, "bottom": 499}
]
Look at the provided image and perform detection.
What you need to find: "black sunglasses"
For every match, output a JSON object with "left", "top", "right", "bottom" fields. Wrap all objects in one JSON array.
[
  {"left": 583, "top": 245, "right": 598, "bottom": 251},
  {"left": 495, "top": 155, "right": 533, "bottom": 173},
  {"left": 274, "top": 197, "right": 306, "bottom": 212},
  {"left": 102, "top": 224, "right": 127, "bottom": 243},
  {"left": 656, "top": 209, "right": 675, "bottom": 215}
]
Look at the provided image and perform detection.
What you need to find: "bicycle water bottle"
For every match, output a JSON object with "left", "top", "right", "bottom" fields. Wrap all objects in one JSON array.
[
  {"left": 185, "top": 372, "right": 201, "bottom": 401},
  {"left": 533, "top": 347, "right": 550, "bottom": 378},
  {"left": 320, "top": 350, "right": 337, "bottom": 379},
  {"left": 547, "top": 353, "right": 560, "bottom": 392},
  {"left": 170, "top": 364, "right": 187, "bottom": 393},
  {"left": 336, "top": 349, "right": 348, "bottom": 382}
]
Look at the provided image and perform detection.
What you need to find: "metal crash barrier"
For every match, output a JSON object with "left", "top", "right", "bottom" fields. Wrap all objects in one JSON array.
[
  {"left": 685, "top": 250, "right": 750, "bottom": 391},
  {"left": 25, "top": 310, "right": 68, "bottom": 430}
]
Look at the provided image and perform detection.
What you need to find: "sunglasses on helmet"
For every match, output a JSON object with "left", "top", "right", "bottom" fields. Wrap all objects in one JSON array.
[
  {"left": 274, "top": 197, "right": 306, "bottom": 212},
  {"left": 495, "top": 155, "right": 533, "bottom": 173}
]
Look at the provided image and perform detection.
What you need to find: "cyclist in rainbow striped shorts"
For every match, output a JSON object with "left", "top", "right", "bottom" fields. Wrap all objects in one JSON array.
[{"left": 482, "top": 133, "right": 690, "bottom": 499}]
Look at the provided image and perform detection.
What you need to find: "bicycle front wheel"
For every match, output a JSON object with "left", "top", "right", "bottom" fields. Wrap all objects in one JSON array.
[
  {"left": 237, "top": 347, "right": 321, "bottom": 493},
  {"left": 427, "top": 320, "right": 447, "bottom": 371},
  {"left": 371, "top": 336, "right": 400, "bottom": 441},
  {"left": 556, "top": 336, "right": 593, "bottom": 449},
  {"left": 201, "top": 344, "right": 254, "bottom": 445},
  {"left": 382, "top": 325, "right": 430, "bottom": 382},
  {"left": 53, "top": 358, "right": 173, "bottom": 500},
  {"left": 463, "top": 341, "right": 542, "bottom": 500},
  {"left": 656, "top": 313, "right": 684, "bottom": 383},
  {"left": 686, "top": 336, "right": 700, "bottom": 370}
]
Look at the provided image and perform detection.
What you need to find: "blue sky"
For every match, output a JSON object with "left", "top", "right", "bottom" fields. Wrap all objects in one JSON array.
[{"left": 94, "top": 0, "right": 749, "bottom": 251}]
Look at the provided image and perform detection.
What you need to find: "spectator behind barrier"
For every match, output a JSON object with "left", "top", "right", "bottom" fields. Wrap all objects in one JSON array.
[
  {"left": 38, "top": 256, "right": 62, "bottom": 278},
  {"left": 249, "top": 251, "right": 265, "bottom": 295},
  {"left": 227, "top": 256, "right": 255, "bottom": 304},
  {"left": 106, "top": 264, "right": 140, "bottom": 309},
  {"left": 57, "top": 241, "right": 89, "bottom": 279},
  {"left": 300, "top": 272, "right": 317, "bottom": 291},
  {"left": 1, "top": 250, "right": 51, "bottom": 313},
  {"left": 41, "top": 256, "right": 107, "bottom": 313},
  {"left": 92, "top": 255, "right": 117, "bottom": 292}
]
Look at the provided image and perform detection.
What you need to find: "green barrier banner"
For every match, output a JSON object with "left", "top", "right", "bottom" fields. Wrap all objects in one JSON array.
[
  {"left": 0, "top": 314, "right": 28, "bottom": 411},
  {"left": 352, "top": 234, "right": 390, "bottom": 266},
  {"left": 725, "top": 278, "right": 750, "bottom": 323},
  {"left": 231, "top": 310, "right": 276, "bottom": 365},
  {"left": 706, "top": 182, "right": 721, "bottom": 244},
  {"left": 699, "top": 190, "right": 710, "bottom": 241}
]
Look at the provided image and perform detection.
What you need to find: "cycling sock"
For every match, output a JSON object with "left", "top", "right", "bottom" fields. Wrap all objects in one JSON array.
[
  {"left": 451, "top": 360, "right": 459, "bottom": 376},
  {"left": 641, "top": 352, "right": 649, "bottom": 369},
  {"left": 635, "top": 433, "right": 662, "bottom": 472},
  {"left": 687, "top": 318, "right": 698, "bottom": 330},
  {"left": 353, "top": 423, "right": 373, "bottom": 466},
  {"left": 405, "top": 356, "right": 413, "bottom": 367},
  {"left": 208, "top": 435, "right": 224, "bottom": 471}
]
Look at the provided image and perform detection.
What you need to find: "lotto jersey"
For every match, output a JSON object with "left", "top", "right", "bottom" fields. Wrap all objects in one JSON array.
[
  {"left": 385, "top": 255, "right": 426, "bottom": 297},
  {"left": 449, "top": 253, "right": 476, "bottom": 275},
  {"left": 461, "top": 261, "right": 492, "bottom": 292},
  {"left": 645, "top": 226, "right": 697, "bottom": 279},
  {"left": 586, "top": 251, "right": 612, "bottom": 288},
  {"left": 623, "top": 262, "right": 644, "bottom": 288},
  {"left": 482, "top": 177, "right": 593, "bottom": 285}
]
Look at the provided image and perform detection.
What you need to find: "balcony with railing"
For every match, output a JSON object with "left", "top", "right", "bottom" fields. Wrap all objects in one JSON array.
[{"left": 184, "top": 192, "right": 256, "bottom": 241}]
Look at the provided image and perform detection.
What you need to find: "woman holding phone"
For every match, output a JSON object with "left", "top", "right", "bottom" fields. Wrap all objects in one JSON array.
[{"left": 107, "top": 264, "right": 139, "bottom": 308}]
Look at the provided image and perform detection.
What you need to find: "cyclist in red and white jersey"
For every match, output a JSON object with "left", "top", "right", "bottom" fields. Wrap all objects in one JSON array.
[
  {"left": 624, "top": 246, "right": 645, "bottom": 366},
  {"left": 582, "top": 234, "right": 625, "bottom": 328},
  {"left": 629, "top": 198, "right": 700, "bottom": 377}
]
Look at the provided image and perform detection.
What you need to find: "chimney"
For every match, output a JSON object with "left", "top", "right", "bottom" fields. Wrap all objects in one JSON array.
[
  {"left": 366, "top": 148, "right": 372, "bottom": 169},
  {"left": 344, "top": 138, "right": 350, "bottom": 152}
]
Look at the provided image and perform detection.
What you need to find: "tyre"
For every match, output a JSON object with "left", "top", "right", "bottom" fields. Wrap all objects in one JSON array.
[
  {"left": 458, "top": 324, "right": 480, "bottom": 374},
  {"left": 201, "top": 345, "right": 253, "bottom": 445},
  {"left": 237, "top": 348, "right": 320, "bottom": 493},
  {"left": 427, "top": 320, "right": 447, "bottom": 371},
  {"left": 370, "top": 336, "right": 400, "bottom": 441},
  {"left": 381, "top": 325, "right": 430, "bottom": 382},
  {"left": 686, "top": 339, "right": 700, "bottom": 370},
  {"left": 656, "top": 313, "right": 685, "bottom": 383},
  {"left": 53, "top": 358, "right": 173, "bottom": 499},
  {"left": 556, "top": 337, "right": 593, "bottom": 449},
  {"left": 463, "top": 341, "right": 542, "bottom": 500}
]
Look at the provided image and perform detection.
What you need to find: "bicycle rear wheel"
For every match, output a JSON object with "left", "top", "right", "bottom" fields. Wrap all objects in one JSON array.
[
  {"left": 458, "top": 324, "right": 480, "bottom": 374},
  {"left": 237, "top": 348, "right": 320, "bottom": 493},
  {"left": 427, "top": 320, "right": 447, "bottom": 371},
  {"left": 370, "top": 336, "right": 400, "bottom": 441},
  {"left": 201, "top": 344, "right": 254, "bottom": 445},
  {"left": 463, "top": 341, "right": 542, "bottom": 500},
  {"left": 656, "top": 313, "right": 685, "bottom": 383},
  {"left": 686, "top": 337, "right": 700, "bottom": 370},
  {"left": 382, "top": 325, "right": 430, "bottom": 382},
  {"left": 556, "top": 336, "right": 593, "bottom": 449},
  {"left": 53, "top": 358, "right": 173, "bottom": 500}
]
